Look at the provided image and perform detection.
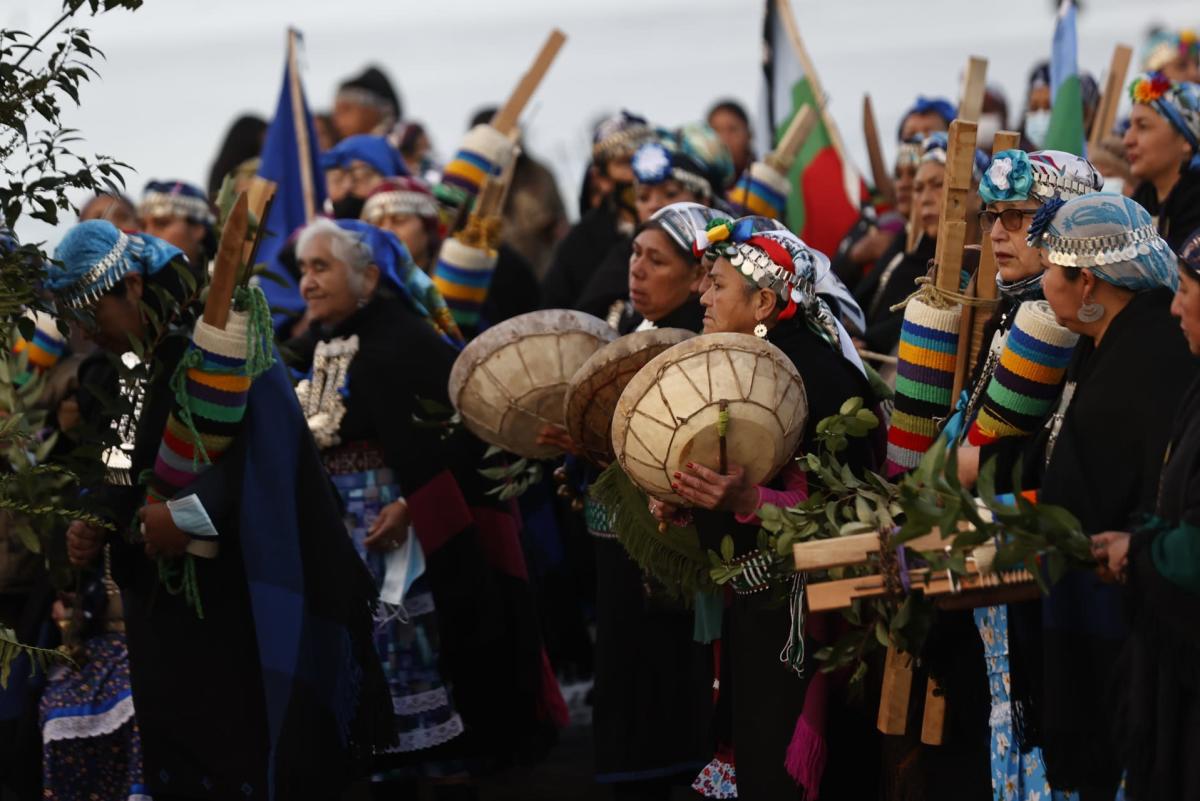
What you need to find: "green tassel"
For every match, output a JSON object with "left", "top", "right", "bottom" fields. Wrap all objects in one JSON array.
[
  {"left": 590, "top": 463, "right": 714, "bottom": 600},
  {"left": 157, "top": 554, "right": 205, "bottom": 619},
  {"left": 233, "top": 285, "right": 276, "bottom": 379}
]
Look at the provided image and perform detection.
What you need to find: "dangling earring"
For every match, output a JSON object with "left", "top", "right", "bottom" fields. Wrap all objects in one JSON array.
[
  {"left": 1076, "top": 299, "right": 1104, "bottom": 323},
  {"left": 357, "top": 296, "right": 368, "bottom": 309},
  {"left": 754, "top": 323, "right": 768, "bottom": 338}
]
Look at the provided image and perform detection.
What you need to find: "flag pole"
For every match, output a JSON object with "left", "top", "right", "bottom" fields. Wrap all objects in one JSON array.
[
  {"left": 287, "top": 28, "right": 317, "bottom": 223},
  {"left": 773, "top": 0, "right": 859, "bottom": 184}
]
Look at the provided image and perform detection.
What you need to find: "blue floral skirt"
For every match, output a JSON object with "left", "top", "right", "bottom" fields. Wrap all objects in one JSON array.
[
  {"left": 331, "top": 468, "right": 467, "bottom": 776},
  {"left": 39, "top": 631, "right": 149, "bottom": 801}
]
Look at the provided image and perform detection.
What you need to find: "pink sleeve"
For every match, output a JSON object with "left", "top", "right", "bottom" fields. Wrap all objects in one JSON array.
[{"left": 734, "top": 462, "right": 809, "bottom": 524}]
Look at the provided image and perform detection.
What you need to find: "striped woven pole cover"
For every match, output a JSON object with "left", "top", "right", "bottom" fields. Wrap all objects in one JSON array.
[
  {"left": 144, "top": 310, "right": 254, "bottom": 521},
  {"left": 432, "top": 236, "right": 498, "bottom": 329},
  {"left": 439, "top": 124, "right": 513, "bottom": 205},
  {"left": 966, "top": 300, "right": 1078, "bottom": 446},
  {"left": 885, "top": 296, "right": 962, "bottom": 475},
  {"left": 727, "top": 161, "right": 790, "bottom": 220},
  {"left": 12, "top": 311, "right": 66, "bottom": 385}
]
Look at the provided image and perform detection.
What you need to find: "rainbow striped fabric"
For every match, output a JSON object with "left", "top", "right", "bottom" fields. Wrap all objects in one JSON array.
[
  {"left": 432, "top": 237, "right": 497, "bottom": 330},
  {"left": 727, "top": 161, "right": 790, "bottom": 220},
  {"left": 12, "top": 311, "right": 66, "bottom": 385},
  {"left": 886, "top": 297, "right": 961, "bottom": 475},
  {"left": 966, "top": 301, "right": 1077, "bottom": 446},
  {"left": 439, "top": 124, "right": 512, "bottom": 204},
  {"left": 144, "top": 313, "right": 255, "bottom": 543}
]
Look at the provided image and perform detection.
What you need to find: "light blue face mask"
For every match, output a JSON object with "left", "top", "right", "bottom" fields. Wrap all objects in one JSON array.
[{"left": 1024, "top": 109, "right": 1052, "bottom": 149}]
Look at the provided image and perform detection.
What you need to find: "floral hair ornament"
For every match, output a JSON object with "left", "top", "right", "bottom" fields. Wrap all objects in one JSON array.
[
  {"left": 982, "top": 150, "right": 1103, "bottom": 206},
  {"left": 1129, "top": 72, "right": 1200, "bottom": 170}
]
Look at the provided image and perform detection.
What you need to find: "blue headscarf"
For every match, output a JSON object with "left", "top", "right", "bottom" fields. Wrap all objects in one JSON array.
[
  {"left": 330, "top": 220, "right": 462, "bottom": 348},
  {"left": 1032, "top": 193, "right": 1178, "bottom": 292},
  {"left": 1129, "top": 73, "right": 1200, "bottom": 171},
  {"left": 897, "top": 96, "right": 956, "bottom": 140},
  {"left": 320, "top": 135, "right": 410, "bottom": 178},
  {"left": 48, "top": 219, "right": 183, "bottom": 309}
]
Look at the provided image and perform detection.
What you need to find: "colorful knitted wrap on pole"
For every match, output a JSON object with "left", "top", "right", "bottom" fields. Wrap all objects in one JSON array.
[
  {"left": 144, "top": 286, "right": 276, "bottom": 510},
  {"left": 966, "top": 301, "right": 1078, "bottom": 446},
  {"left": 12, "top": 311, "right": 66, "bottom": 386},
  {"left": 438, "top": 123, "right": 513, "bottom": 206},
  {"left": 727, "top": 161, "right": 789, "bottom": 220},
  {"left": 885, "top": 297, "right": 961, "bottom": 476},
  {"left": 432, "top": 236, "right": 497, "bottom": 329}
]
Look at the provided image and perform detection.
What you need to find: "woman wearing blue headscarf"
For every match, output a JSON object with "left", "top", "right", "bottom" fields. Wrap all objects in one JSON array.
[
  {"left": 1012, "top": 194, "right": 1197, "bottom": 799},
  {"left": 1126, "top": 73, "right": 1200, "bottom": 251},
  {"left": 285, "top": 218, "right": 563, "bottom": 795}
]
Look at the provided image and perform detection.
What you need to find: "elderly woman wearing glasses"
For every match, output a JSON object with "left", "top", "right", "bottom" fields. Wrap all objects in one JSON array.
[{"left": 955, "top": 150, "right": 1104, "bottom": 488}]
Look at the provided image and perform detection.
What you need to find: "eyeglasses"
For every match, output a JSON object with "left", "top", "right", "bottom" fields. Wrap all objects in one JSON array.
[{"left": 979, "top": 208, "right": 1038, "bottom": 233}]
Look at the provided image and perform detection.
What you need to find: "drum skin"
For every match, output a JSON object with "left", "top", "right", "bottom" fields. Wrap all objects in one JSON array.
[
  {"left": 612, "top": 332, "right": 808, "bottom": 504},
  {"left": 448, "top": 309, "right": 616, "bottom": 459},
  {"left": 563, "top": 328, "right": 695, "bottom": 467}
]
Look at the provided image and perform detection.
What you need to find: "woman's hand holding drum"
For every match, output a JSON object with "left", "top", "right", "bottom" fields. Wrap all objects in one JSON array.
[{"left": 670, "top": 462, "right": 758, "bottom": 517}]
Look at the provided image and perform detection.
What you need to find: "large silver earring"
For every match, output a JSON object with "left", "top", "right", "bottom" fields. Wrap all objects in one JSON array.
[
  {"left": 1076, "top": 301, "right": 1104, "bottom": 323},
  {"left": 754, "top": 323, "right": 768, "bottom": 338}
]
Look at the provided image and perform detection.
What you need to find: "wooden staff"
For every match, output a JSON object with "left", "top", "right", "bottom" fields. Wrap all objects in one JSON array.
[
  {"left": 286, "top": 29, "right": 316, "bottom": 223},
  {"left": 1088, "top": 43, "right": 1133, "bottom": 151},
  {"left": 906, "top": 197, "right": 921, "bottom": 253},
  {"left": 877, "top": 644, "right": 914, "bottom": 735},
  {"left": 490, "top": 29, "right": 567, "bottom": 136},
  {"left": 957, "top": 56, "right": 989, "bottom": 122},
  {"left": 863, "top": 94, "right": 895, "bottom": 206},
  {"left": 964, "top": 130, "right": 1021, "bottom": 373},
  {"left": 921, "top": 679, "right": 946, "bottom": 745},
  {"left": 933, "top": 120, "right": 979, "bottom": 294},
  {"left": 204, "top": 193, "right": 249, "bottom": 330},
  {"left": 774, "top": 0, "right": 861, "bottom": 190},
  {"left": 239, "top": 177, "right": 278, "bottom": 284},
  {"left": 763, "top": 105, "right": 817, "bottom": 174}
]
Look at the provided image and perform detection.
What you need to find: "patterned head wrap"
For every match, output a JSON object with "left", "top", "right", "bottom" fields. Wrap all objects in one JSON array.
[
  {"left": 896, "top": 96, "right": 956, "bottom": 140},
  {"left": 139, "top": 180, "right": 215, "bottom": 227},
  {"left": 48, "top": 219, "right": 183, "bottom": 309},
  {"left": 631, "top": 124, "right": 734, "bottom": 201},
  {"left": 1143, "top": 29, "right": 1200, "bottom": 73},
  {"left": 647, "top": 202, "right": 724, "bottom": 255},
  {"left": 696, "top": 218, "right": 841, "bottom": 343},
  {"left": 1030, "top": 193, "right": 1178, "bottom": 292},
  {"left": 361, "top": 176, "right": 440, "bottom": 223},
  {"left": 1128, "top": 72, "right": 1200, "bottom": 170},
  {"left": 920, "top": 132, "right": 990, "bottom": 181},
  {"left": 979, "top": 149, "right": 1104, "bottom": 205},
  {"left": 320, "top": 134, "right": 410, "bottom": 177},
  {"left": 895, "top": 135, "right": 924, "bottom": 170},
  {"left": 592, "top": 110, "right": 653, "bottom": 164},
  {"left": 1179, "top": 226, "right": 1200, "bottom": 282}
]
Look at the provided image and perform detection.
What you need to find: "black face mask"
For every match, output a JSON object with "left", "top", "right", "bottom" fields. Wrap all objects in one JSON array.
[{"left": 331, "top": 195, "right": 366, "bottom": 220}]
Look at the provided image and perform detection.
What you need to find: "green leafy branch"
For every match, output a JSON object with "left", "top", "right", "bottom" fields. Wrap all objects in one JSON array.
[
  {"left": 479, "top": 445, "right": 543, "bottom": 501},
  {"left": 0, "top": 626, "right": 73, "bottom": 688}
]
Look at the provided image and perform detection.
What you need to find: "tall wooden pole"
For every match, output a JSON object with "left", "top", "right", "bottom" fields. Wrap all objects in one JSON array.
[
  {"left": 1088, "top": 44, "right": 1133, "bottom": 151},
  {"left": 287, "top": 29, "right": 316, "bottom": 223}
]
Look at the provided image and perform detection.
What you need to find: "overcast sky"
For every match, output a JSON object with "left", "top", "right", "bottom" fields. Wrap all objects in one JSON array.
[{"left": 6, "top": 0, "right": 1198, "bottom": 246}]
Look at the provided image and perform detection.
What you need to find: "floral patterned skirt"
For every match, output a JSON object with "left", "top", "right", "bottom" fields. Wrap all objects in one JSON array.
[
  {"left": 331, "top": 468, "right": 467, "bottom": 776},
  {"left": 39, "top": 632, "right": 149, "bottom": 801}
]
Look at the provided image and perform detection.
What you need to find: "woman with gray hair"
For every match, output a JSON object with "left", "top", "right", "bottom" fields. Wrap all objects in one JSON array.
[{"left": 287, "top": 219, "right": 564, "bottom": 795}]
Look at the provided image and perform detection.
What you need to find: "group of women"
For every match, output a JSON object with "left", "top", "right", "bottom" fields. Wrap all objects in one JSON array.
[{"left": 12, "top": 31, "right": 1200, "bottom": 800}]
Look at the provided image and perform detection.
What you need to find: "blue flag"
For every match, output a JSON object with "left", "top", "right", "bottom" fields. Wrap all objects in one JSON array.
[
  {"left": 256, "top": 32, "right": 326, "bottom": 325},
  {"left": 1044, "top": 0, "right": 1086, "bottom": 155}
]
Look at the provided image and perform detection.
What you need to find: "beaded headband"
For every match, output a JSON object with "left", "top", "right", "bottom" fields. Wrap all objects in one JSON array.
[
  {"left": 593, "top": 123, "right": 653, "bottom": 162},
  {"left": 362, "top": 190, "right": 439, "bottom": 222},
  {"left": 1028, "top": 162, "right": 1098, "bottom": 202},
  {"left": 335, "top": 87, "right": 394, "bottom": 113},
  {"left": 139, "top": 191, "right": 215, "bottom": 226},
  {"left": 896, "top": 141, "right": 922, "bottom": 169},
  {"left": 1040, "top": 222, "right": 1169, "bottom": 268}
]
